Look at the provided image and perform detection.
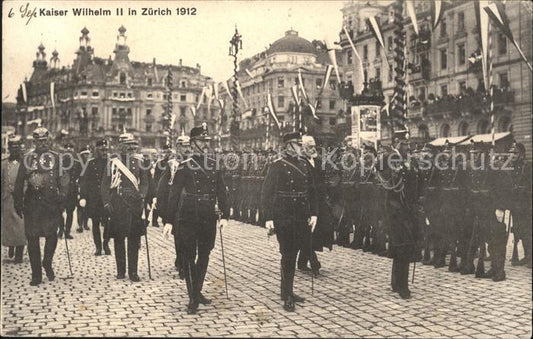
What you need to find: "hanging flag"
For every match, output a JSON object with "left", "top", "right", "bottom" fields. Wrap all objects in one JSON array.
[
  {"left": 324, "top": 37, "right": 342, "bottom": 84},
  {"left": 245, "top": 69, "right": 254, "bottom": 78},
  {"left": 235, "top": 80, "right": 247, "bottom": 107},
  {"left": 484, "top": 1, "right": 533, "bottom": 72},
  {"left": 266, "top": 90, "right": 280, "bottom": 129},
  {"left": 291, "top": 85, "right": 300, "bottom": 107},
  {"left": 197, "top": 86, "right": 206, "bottom": 110},
  {"left": 343, "top": 26, "right": 365, "bottom": 94},
  {"left": 297, "top": 69, "right": 309, "bottom": 102},
  {"left": 406, "top": 1, "right": 419, "bottom": 36},
  {"left": 218, "top": 98, "right": 225, "bottom": 111},
  {"left": 224, "top": 79, "right": 232, "bottom": 99},
  {"left": 320, "top": 65, "right": 333, "bottom": 91},
  {"left": 21, "top": 83, "right": 27, "bottom": 103},
  {"left": 213, "top": 82, "right": 220, "bottom": 100},
  {"left": 477, "top": 0, "right": 491, "bottom": 91},
  {"left": 367, "top": 16, "right": 391, "bottom": 69},
  {"left": 431, "top": 0, "right": 444, "bottom": 31},
  {"left": 50, "top": 82, "right": 55, "bottom": 109},
  {"left": 189, "top": 106, "right": 196, "bottom": 117},
  {"left": 307, "top": 103, "right": 319, "bottom": 120}
]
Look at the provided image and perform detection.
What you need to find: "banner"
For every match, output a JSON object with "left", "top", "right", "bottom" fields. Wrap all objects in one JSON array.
[
  {"left": 266, "top": 90, "right": 280, "bottom": 129},
  {"left": 50, "top": 82, "right": 55, "bottom": 109},
  {"left": 343, "top": 26, "right": 364, "bottom": 94},
  {"left": 406, "top": 1, "right": 419, "bottom": 36},
  {"left": 351, "top": 105, "right": 380, "bottom": 149},
  {"left": 431, "top": 0, "right": 444, "bottom": 30}
]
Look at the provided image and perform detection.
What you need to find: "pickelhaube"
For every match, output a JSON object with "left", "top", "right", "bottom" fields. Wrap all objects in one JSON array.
[
  {"left": 393, "top": 129, "right": 409, "bottom": 147},
  {"left": 32, "top": 127, "right": 50, "bottom": 140},
  {"left": 190, "top": 122, "right": 211, "bottom": 140},
  {"left": 95, "top": 139, "right": 108, "bottom": 148},
  {"left": 119, "top": 132, "right": 138, "bottom": 145}
]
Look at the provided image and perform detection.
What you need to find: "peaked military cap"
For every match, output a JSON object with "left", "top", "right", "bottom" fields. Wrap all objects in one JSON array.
[
  {"left": 95, "top": 139, "right": 108, "bottom": 147},
  {"left": 190, "top": 122, "right": 211, "bottom": 140},
  {"left": 119, "top": 132, "right": 138, "bottom": 145},
  {"left": 80, "top": 145, "right": 91, "bottom": 154},
  {"left": 8, "top": 135, "right": 22, "bottom": 148},
  {"left": 176, "top": 135, "right": 191, "bottom": 146},
  {"left": 282, "top": 132, "right": 302, "bottom": 144}
]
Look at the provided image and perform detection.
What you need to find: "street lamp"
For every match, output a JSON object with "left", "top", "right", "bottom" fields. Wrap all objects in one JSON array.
[{"left": 229, "top": 26, "right": 242, "bottom": 151}]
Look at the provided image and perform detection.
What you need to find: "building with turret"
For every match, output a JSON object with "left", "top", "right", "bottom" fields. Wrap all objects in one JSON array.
[
  {"left": 16, "top": 26, "right": 219, "bottom": 148},
  {"left": 220, "top": 29, "right": 343, "bottom": 150}
]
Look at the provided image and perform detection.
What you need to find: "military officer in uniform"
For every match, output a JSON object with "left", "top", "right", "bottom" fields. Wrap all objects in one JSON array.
[
  {"left": 262, "top": 132, "right": 318, "bottom": 312},
  {"left": 379, "top": 131, "right": 422, "bottom": 299},
  {"left": 158, "top": 135, "right": 192, "bottom": 278},
  {"left": 58, "top": 143, "right": 82, "bottom": 239},
  {"left": 79, "top": 139, "right": 111, "bottom": 256},
  {"left": 166, "top": 124, "right": 229, "bottom": 314},
  {"left": 14, "top": 127, "right": 69, "bottom": 286},
  {"left": 76, "top": 145, "right": 91, "bottom": 233},
  {"left": 101, "top": 133, "right": 149, "bottom": 282}
]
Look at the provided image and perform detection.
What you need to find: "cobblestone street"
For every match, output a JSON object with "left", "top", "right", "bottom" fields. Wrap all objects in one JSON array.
[{"left": 1, "top": 218, "right": 532, "bottom": 337}]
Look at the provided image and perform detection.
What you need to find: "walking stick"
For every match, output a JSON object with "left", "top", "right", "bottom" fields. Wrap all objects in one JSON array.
[
  {"left": 219, "top": 221, "right": 229, "bottom": 299},
  {"left": 64, "top": 235, "right": 74, "bottom": 278},
  {"left": 411, "top": 261, "right": 416, "bottom": 284},
  {"left": 310, "top": 233, "right": 314, "bottom": 296},
  {"left": 145, "top": 232, "right": 152, "bottom": 279}
]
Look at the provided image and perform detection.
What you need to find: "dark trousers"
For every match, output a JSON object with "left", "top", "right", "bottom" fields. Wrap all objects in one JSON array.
[
  {"left": 77, "top": 206, "right": 88, "bottom": 230},
  {"left": 297, "top": 249, "right": 320, "bottom": 270},
  {"left": 92, "top": 216, "right": 110, "bottom": 250},
  {"left": 391, "top": 257, "right": 410, "bottom": 292},
  {"left": 275, "top": 220, "right": 310, "bottom": 299},
  {"left": 173, "top": 230, "right": 184, "bottom": 270},
  {"left": 181, "top": 223, "right": 216, "bottom": 302},
  {"left": 27, "top": 234, "right": 58, "bottom": 282},
  {"left": 60, "top": 207, "right": 75, "bottom": 235},
  {"left": 114, "top": 236, "right": 140, "bottom": 276},
  {"left": 9, "top": 246, "right": 25, "bottom": 261},
  {"left": 488, "top": 221, "right": 507, "bottom": 278}
]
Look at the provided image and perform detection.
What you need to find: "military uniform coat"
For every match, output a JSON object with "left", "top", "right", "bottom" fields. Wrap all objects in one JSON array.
[
  {"left": 101, "top": 154, "right": 149, "bottom": 239},
  {"left": 305, "top": 158, "right": 333, "bottom": 251},
  {"left": 79, "top": 157, "right": 108, "bottom": 218},
  {"left": 14, "top": 149, "right": 70, "bottom": 238},
  {"left": 1, "top": 158, "right": 27, "bottom": 246}
]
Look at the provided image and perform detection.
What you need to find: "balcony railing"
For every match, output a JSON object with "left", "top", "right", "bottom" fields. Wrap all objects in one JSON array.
[{"left": 424, "top": 89, "right": 514, "bottom": 117}]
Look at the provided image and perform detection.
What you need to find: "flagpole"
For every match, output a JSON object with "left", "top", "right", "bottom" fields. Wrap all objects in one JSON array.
[{"left": 488, "top": 18, "right": 495, "bottom": 151}]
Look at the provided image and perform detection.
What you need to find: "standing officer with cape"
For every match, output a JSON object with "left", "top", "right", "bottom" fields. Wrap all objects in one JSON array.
[{"left": 261, "top": 132, "right": 318, "bottom": 312}]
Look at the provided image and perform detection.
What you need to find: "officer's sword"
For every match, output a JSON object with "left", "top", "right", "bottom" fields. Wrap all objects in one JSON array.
[
  {"left": 218, "top": 213, "right": 229, "bottom": 299},
  {"left": 142, "top": 209, "right": 152, "bottom": 279},
  {"left": 63, "top": 233, "right": 74, "bottom": 279}
]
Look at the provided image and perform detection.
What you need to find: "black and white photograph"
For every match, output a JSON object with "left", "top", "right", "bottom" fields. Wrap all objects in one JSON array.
[{"left": 1, "top": 0, "right": 532, "bottom": 337}]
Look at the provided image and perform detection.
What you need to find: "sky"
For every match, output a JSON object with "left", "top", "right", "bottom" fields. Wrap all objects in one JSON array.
[{"left": 2, "top": 0, "right": 347, "bottom": 103}]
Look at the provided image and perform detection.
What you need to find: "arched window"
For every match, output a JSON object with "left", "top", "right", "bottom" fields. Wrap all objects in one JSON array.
[
  {"left": 498, "top": 116, "right": 512, "bottom": 132},
  {"left": 418, "top": 124, "right": 430, "bottom": 140},
  {"left": 458, "top": 121, "right": 469, "bottom": 136},
  {"left": 477, "top": 119, "right": 490, "bottom": 134},
  {"left": 440, "top": 123, "right": 450, "bottom": 138},
  {"left": 120, "top": 72, "right": 126, "bottom": 85}
]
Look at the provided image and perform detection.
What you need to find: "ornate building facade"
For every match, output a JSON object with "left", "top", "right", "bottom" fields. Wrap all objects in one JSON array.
[
  {"left": 220, "top": 29, "right": 343, "bottom": 150},
  {"left": 339, "top": 0, "right": 532, "bottom": 157},
  {"left": 16, "top": 26, "right": 219, "bottom": 148}
]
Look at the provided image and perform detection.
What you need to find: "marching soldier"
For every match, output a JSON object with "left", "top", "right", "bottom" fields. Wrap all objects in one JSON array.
[
  {"left": 2, "top": 135, "right": 27, "bottom": 264},
  {"left": 58, "top": 143, "right": 82, "bottom": 239},
  {"left": 150, "top": 144, "right": 173, "bottom": 227},
  {"left": 262, "top": 132, "right": 318, "bottom": 312},
  {"left": 14, "top": 127, "right": 70, "bottom": 286},
  {"left": 79, "top": 139, "right": 111, "bottom": 256},
  {"left": 158, "top": 136, "right": 192, "bottom": 278},
  {"left": 76, "top": 145, "right": 91, "bottom": 233},
  {"left": 166, "top": 124, "right": 229, "bottom": 314},
  {"left": 101, "top": 133, "right": 149, "bottom": 282}
]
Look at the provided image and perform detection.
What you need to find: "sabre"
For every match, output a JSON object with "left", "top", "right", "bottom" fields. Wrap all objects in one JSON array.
[
  {"left": 63, "top": 234, "right": 74, "bottom": 279},
  {"left": 310, "top": 232, "right": 314, "bottom": 296},
  {"left": 219, "top": 214, "right": 229, "bottom": 299},
  {"left": 141, "top": 209, "right": 152, "bottom": 279},
  {"left": 412, "top": 261, "right": 416, "bottom": 284}
]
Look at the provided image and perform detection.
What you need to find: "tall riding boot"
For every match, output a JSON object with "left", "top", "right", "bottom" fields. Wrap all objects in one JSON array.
[
  {"left": 184, "top": 259, "right": 198, "bottom": 314},
  {"left": 449, "top": 245, "right": 459, "bottom": 272},
  {"left": 114, "top": 238, "right": 126, "bottom": 279},
  {"left": 14, "top": 246, "right": 24, "bottom": 263},
  {"left": 195, "top": 252, "right": 211, "bottom": 305},
  {"left": 398, "top": 259, "right": 411, "bottom": 299},
  {"left": 391, "top": 258, "right": 399, "bottom": 292},
  {"left": 27, "top": 236, "right": 42, "bottom": 285},
  {"left": 475, "top": 242, "right": 486, "bottom": 278},
  {"left": 93, "top": 218, "right": 103, "bottom": 256},
  {"left": 127, "top": 236, "right": 140, "bottom": 282},
  {"left": 42, "top": 234, "right": 58, "bottom": 281}
]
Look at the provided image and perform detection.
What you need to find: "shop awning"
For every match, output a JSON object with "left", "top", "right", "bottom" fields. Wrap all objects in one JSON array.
[
  {"left": 458, "top": 132, "right": 512, "bottom": 145},
  {"left": 429, "top": 136, "right": 471, "bottom": 146}
]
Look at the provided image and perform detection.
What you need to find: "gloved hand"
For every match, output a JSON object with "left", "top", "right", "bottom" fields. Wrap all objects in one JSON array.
[
  {"left": 219, "top": 219, "right": 228, "bottom": 229},
  {"left": 152, "top": 197, "right": 157, "bottom": 206},
  {"left": 308, "top": 216, "right": 317, "bottom": 233},
  {"left": 79, "top": 199, "right": 86, "bottom": 207},
  {"left": 265, "top": 220, "right": 274, "bottom": 233},
  {"left": 163, "top": 223, "right": 173, "bottom": 238}
]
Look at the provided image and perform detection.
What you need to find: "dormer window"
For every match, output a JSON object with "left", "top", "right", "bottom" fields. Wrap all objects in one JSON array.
[{"left": 120, "top": 72, "right": 126, "bottom": 85}]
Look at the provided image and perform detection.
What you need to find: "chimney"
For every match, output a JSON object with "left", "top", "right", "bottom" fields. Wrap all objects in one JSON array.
[
  {"left": 179, "top": 59, "right": 182, "bottom": 66},
  {"left": 196, "top": 63, "right": 201, "bottom": 71},
  {"left": 153, "top": 57, "right": 156, "bottom": 66}
]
